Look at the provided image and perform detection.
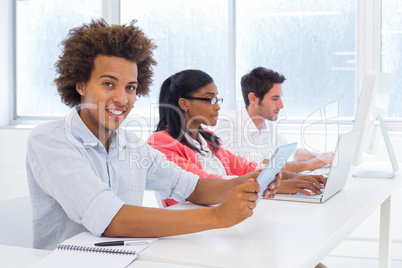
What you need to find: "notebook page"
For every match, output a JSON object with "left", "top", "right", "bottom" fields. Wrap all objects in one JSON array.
[
  {"left": 31, "top": 232, "right": 158, "bottom": 268},
  {"left": 59, "top": 232, "right": 158, "bottom": 253}
]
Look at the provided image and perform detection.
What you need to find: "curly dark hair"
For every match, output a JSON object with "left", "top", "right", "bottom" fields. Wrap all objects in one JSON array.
[{"left": 54, "top": 19, "right": 157, "bottom": 107}]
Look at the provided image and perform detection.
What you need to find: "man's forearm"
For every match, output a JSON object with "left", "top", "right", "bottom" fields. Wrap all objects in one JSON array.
[
  {"left": 283, "top": 162, "right": 308, "bottom": 173},
  {"left": 103, "top": 176, "right": 260, "bottom": 238},
  {"left": 283, "top": 158, "right": 326, "bottom": 173},
  {"left": 103, "top": 204, "right": 220, "bottom": 238},
  {"left": 293, "top": 148, "right": 317, "bottom": 162}
]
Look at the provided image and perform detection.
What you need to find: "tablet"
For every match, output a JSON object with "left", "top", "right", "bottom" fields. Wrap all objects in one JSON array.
[{"left": 256, "top": 142, "right": 297, "bottom": 203}]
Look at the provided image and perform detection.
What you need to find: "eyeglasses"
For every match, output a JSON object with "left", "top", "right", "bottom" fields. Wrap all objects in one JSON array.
[{"left": 183, "top": 96, "right": 223, "bottom": 105}]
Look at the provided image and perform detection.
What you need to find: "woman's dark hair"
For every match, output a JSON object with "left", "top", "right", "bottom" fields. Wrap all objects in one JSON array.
[
  {"left": 54, "top": 19, "right": 156, "bottom": 107},
  {"left": 155, "top": 69, "right": 220, "bottom": 153}
]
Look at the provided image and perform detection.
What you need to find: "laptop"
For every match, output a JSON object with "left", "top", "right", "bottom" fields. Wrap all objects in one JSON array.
[{"left": 271, "top": 130, "right": 359, "bottom": 203}]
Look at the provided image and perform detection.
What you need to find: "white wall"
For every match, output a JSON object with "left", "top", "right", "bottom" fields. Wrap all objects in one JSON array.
[{"left": 0, "top": 128, "right": 31, "bottom": 199}]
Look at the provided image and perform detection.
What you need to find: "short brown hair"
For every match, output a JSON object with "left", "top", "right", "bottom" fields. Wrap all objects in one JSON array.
[
  {"left": 54, "top": 19, "right": 157, "bottom": 107},
  {"left": 241, "top": 67, "right": 286, "bottom": 106}
]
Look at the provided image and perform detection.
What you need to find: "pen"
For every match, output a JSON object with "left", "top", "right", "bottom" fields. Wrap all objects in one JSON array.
[{"left": 94, "top": 240, "right": 151, "bottom": 247}]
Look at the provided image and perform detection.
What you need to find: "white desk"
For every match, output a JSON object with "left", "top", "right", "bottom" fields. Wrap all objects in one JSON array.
[
  {"left": 0, "top": 245, "right": 203, "bottom": 268},
  {"left": 0, "top": 245, "right": 50, "bottom": 268},
  {"left": 2, "top": 173, "right": 400, "bottom": 268},
  {"left": 140, "top": 173, "right": 401, "bottom": 268}
]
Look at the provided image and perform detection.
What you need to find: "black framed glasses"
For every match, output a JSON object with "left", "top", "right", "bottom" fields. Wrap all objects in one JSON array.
[{"left": 183, "top": 96, "right": 223, "bottom": 105}]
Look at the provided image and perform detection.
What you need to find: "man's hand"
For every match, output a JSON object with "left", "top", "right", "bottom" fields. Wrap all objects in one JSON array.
[
  {"left": 237, "top": 170, "right": 262, "bottom": 183},
  {"left": 212, "top": 174, "right": 261, "bottom": 228},
  {"left": 315, "top": 152, "right": 334, "bottom": 165},
  {"left": 305, "top": 151, "right": 334, "bottom": 171},
  {"left": 284, "top": 151, "right": 334, "bottom": 173}
]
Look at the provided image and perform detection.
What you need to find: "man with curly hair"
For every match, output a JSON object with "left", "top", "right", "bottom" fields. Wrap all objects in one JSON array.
[{"left": 26, "top": 19, "right": 280, "bottom": 250}]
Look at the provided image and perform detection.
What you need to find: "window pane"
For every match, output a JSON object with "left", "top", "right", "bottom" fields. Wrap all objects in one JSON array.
[
  {"left": 382, "top": 0, "right": 402, "bottom": 118},
  {"left": 236, "top": 0, "right": 356, "bottom": 119},
  {"left": 121, "top": 0, "right": 228, "bottom": 118},
  {"left": 16, "top": 0, "right": 102, "bottom": 117}
]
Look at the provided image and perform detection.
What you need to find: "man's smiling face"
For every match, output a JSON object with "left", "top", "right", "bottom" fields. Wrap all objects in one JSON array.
[{"left": 76, "top": 55, "right": 138, "bottom": 139}]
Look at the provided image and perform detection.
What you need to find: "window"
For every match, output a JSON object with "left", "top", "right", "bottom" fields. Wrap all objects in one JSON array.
[
  {"left": 12, "top": 0, "right": 402, "bottom": 125},
  {"left": 382, "top": 0, "right": 402, "bottom": 118},
  {"left": 236, "top": 0, "right": 355, "bottom": 119},
  {"left": 120, "top": 0, "right": 229, "bottom": 119},
  {"left": 15, "top": 0, "right": 102, "bottom": 118},
  {"left": 121, "top": 0, "right": 355, "bottom": 120}
]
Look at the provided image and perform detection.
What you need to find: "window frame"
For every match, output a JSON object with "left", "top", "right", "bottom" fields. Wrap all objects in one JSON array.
[{"left": 8, "top": 0, "right": 402, "bottom": 131}]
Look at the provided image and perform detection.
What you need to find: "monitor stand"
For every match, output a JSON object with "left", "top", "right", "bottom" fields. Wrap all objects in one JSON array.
[{"left": 352, "top": 116, "right": 399, "bottom": 179}]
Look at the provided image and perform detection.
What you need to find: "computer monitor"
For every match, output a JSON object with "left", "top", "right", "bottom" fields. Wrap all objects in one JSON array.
[{"left": 351, "top": 71, "right": 398, "bottom": 178}]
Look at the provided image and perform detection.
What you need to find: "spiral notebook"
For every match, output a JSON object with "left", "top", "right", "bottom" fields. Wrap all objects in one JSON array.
[{"left": 31, "top": 232, "right": 158, "bottom": 268}]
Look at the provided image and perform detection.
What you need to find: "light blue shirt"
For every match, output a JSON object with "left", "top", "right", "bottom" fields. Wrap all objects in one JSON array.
[{"left": 26, "top": 107, "right": 199, "bottom": 250}]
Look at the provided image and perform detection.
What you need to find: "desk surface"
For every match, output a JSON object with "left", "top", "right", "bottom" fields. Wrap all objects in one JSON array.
[
  {"left": 140, "top": 174, "right": 401, "bottom": 268},
  {"left": 0, "top": 245, "right": 202, "bottom": 268},
  {"left": 1, "top": 173, "right": 400, "bottom": 268},
  {"left": 0, "top": 245, "right": 50, "bottom": 268}
]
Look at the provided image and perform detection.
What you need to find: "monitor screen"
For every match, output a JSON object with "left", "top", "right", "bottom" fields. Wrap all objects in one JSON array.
[{"left": 351, "top": 71, "right": 398, "bottom": 178}]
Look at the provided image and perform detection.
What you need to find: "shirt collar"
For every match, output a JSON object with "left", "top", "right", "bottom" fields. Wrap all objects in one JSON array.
[
  {"left": 65, "top": 106, "right": 124, "bottom": 149},
  {"left": 242, "top": 107, "right": 271, "bottom": 132},
  {"left": 183, "top": 131, "right": 211, "bottom": 154}
]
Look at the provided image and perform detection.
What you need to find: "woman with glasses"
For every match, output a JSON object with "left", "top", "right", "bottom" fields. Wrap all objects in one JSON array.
[{"left": 147, "top": 69, "right": 278, "bottom": 207}]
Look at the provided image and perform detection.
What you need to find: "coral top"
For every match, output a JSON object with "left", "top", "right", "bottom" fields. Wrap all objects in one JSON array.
[{"left": 147, "top": 130, "right": 258, "bottom": 206}]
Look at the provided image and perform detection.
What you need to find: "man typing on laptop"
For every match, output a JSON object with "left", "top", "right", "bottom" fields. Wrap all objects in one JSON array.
[{"left": 214, "top": 67, "right": 332, "bottom": 196}]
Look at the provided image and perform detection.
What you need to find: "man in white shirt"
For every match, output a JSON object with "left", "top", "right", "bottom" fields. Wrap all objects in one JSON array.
[{"left": 215, "top": 67, "right": 332, "bottom": 194}]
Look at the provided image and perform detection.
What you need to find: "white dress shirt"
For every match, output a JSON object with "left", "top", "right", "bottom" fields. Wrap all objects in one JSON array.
[
  {"left": 26, "top": 107, "right": 199, "bottom": 250},
  {"left": 214, "top": 108, "right": 289, "bottom": 163},
  {"left": 184, "top": 132, "right": 228, "bottom": 177}
]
